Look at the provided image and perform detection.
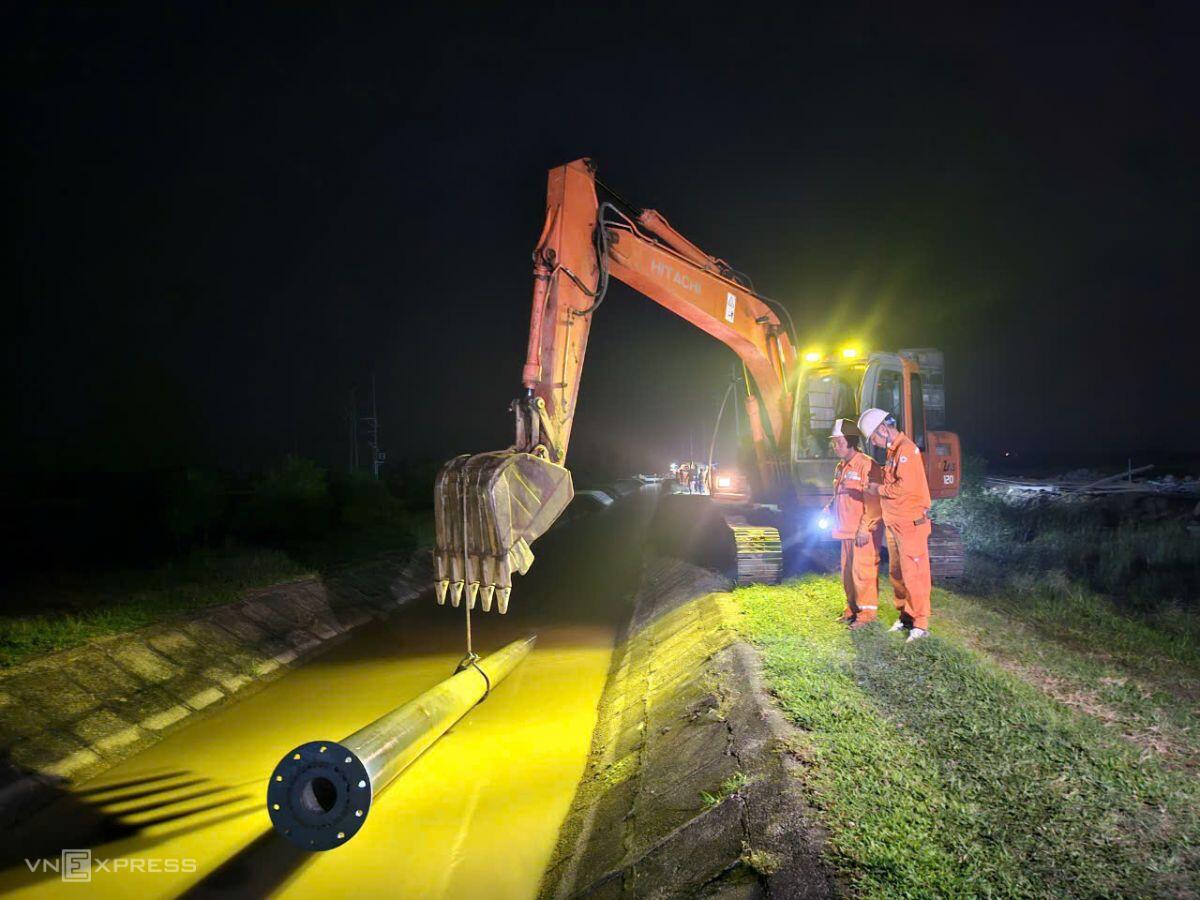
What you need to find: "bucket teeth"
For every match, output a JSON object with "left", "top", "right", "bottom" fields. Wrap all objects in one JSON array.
[
  {"left": 450, "top": 581, "right": 464, "bottom": 608},
  {"left": 482, "top": 557, "right": 499, "bottom": 590},
  {"left": 467, "top": 582, "right": 480, "bottom": 610},
  {"left": 497, "top": 586, "right": 512, "bottom": 615},
  {"left": 435, "top": 580, "right": 449, "bottom": 605},
  {"left": 480, "top": 583, "right": 495, "bottom": 612}
]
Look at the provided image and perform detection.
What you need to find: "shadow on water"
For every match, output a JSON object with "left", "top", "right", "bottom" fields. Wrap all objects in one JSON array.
[
  {"left": 0, "top": 758, "right": 255, "bottom": 884},
  {"left": 181, "top": 828, "right": 313, "bottom": 898},
  {"left": 514, "top": 486, "right": 662, "bottom": 626}
]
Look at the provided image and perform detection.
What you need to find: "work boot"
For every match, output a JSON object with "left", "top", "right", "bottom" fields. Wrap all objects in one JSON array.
[
  {"left": 848, "top": 618, "right": 876, "bottom": 630},
  {"left": 888, "top": 619, "right": 908, "bottom": 633},
  {"left": 906, "top": 627, "right": 929, "bottom": 643},
  {"left": 837, "top": 611, "right": 854, "bottom": 623}
]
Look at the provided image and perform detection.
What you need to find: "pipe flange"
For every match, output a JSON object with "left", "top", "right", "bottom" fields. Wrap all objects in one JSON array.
[{"left": 267, "top": 741, "right": 372, "bottom": 851}]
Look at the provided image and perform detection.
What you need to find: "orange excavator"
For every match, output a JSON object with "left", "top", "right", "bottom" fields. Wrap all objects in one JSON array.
[{"left": 433, "top": 159, "right": 962, "bottom": 612}]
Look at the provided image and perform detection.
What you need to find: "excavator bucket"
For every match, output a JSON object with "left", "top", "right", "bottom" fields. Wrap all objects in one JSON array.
[{"left": 433, "top": 451, "right": 573, "bottom": 613}]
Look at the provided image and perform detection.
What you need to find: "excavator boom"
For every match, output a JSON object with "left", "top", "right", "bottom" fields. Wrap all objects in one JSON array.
[{"left": 434, "top": 159, "right": 795, "bottom": 611}]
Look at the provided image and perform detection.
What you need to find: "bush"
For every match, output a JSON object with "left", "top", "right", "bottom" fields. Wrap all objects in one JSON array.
[
  {"left": 938, "top": 485, "right": 1200, "bottom": 613},
  {"left": 386, "top": 458, "right": 442, "bottom": 510},
  {"left": 959, "top": 452, "right": 989, "bottom": 494},
  {"left": 166, "top": 468, "right": 226, "bottom": 546},
  {"left": 238, "top": 455, "right": 332, "bottom": 542},
  {"left": 333, "top": 471, "right": 403, "bottom": 528}
]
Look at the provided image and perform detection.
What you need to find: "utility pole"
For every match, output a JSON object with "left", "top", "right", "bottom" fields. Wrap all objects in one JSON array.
[
  {"left": 346, "top": 387, "right": 359, "bottom": 473},
  {"left": 362, "top": 375, "right": 385, "bottom": 480}
]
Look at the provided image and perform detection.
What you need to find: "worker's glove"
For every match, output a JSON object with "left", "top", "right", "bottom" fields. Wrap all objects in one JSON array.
[{"left": 854, "top": 528, "right": 870, "bottom": 548}]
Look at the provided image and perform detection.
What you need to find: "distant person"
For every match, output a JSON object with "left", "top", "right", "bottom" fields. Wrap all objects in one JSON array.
[
  {"left": 825, "top": 419, "right": 883, "bottom": 627},
  {"left": 858, "top": 408, "right": 934, "bottom": 642}
]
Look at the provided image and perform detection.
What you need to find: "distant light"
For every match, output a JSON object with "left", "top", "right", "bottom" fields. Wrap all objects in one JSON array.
[
  {"left": 817, "top": 516, "right": 831, "bottom": 530},
  {"left": 841, "top": 347, "right": 860, "bottom": 359},
  {"left": 803, "top": 350, "right": 822, "bottom": 363},
  {"left": 716, "top": 476, "right": 733, "bottom": 489}
]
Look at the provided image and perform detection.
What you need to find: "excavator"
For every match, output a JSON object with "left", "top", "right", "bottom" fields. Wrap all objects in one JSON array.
[{"left": 433, "top": 158, "right": 963, "bottom": 613}]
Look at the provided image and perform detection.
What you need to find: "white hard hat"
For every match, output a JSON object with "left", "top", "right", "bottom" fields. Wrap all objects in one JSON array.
[
  {"left": 830, "top": 418, "right": 860, "bottom": 438},
  {"left": 857, "top": 408, "right": 890, "bottom": 441}
]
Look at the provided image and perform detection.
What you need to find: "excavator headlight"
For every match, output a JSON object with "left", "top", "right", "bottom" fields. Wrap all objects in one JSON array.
[
  {"left": 840, "top": 347, "right": 860, "bottom": 359},
  {"left": 803, "top": 350, "right": 822, "bottom": 363}
]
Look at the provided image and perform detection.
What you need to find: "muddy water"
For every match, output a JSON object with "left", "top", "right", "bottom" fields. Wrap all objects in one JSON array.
[{"left": 0, "top": 488, "right": 659, "bottom": 899}]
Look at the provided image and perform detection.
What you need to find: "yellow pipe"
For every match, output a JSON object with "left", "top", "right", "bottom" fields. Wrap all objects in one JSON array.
[{"left": 267, "top": 636, "right": 536, "bottom": 850}]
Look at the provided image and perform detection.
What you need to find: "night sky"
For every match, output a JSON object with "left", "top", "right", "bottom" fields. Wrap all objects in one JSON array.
[{"left": 5, "top": 4, "right": 1197, "bottom": 482}]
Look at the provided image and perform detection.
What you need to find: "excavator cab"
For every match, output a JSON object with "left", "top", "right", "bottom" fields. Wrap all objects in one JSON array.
[
  {"left": 858, "top": 348, "right": 961, "bottom": 500},
  {"left": 789, "top": 346, "right": 961, "bottom": 496},
  {"left": 788, "top": 347, "right": 962, "bottom": 576}
]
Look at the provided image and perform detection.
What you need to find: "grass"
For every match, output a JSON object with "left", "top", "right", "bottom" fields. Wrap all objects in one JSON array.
[
  {"left": 701, "top": 770, "right": 749, "bottom": 809},
  {"left": 740, "top": 845, "right": 782, "bottom": 876},
  {"left": 0, "top": 509, "right": 436, "bottom": 668},
  {"left": 931, "top": 582, "right": 1200, "bottom": 768},
  {"left": 736, "top": 576, "right": 1200, "bottom": 898},
  {"left": 0, "top": 546, "right": 312, "bottom": 667},
  {"left": 929, "top": 482, "right": 1200, "bottom": 764}
]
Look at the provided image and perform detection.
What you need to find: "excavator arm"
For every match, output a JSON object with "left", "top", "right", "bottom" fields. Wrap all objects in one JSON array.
[{"left": 434, "top": 158, "right": 795, "bottom": 612}]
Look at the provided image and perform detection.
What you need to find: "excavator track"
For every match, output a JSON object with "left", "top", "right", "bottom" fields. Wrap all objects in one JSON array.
[
  {"left": 929, "top": 522, "right": 965, "bottom": 583},
  {"left": 730, "top": 524, "right": 784, "bottom": 586}
]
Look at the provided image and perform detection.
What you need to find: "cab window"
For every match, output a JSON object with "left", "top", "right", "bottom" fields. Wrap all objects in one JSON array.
[
  {"left": 873, "top": 369, "right": 903, "bottom": 429},
  {"left": 868, "top": 368, "right": 904, "bottom": 464},
  {"left": 795, "top": 371, "right": 857, "bottom": 459}
]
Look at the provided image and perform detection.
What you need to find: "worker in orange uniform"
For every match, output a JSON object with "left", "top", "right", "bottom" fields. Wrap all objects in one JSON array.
[
  {"left": 825, "top": 419, "right": 883, "bottom": 627},
  {"left": 858, "top": 408, "right": 933, "bottom": 642}
]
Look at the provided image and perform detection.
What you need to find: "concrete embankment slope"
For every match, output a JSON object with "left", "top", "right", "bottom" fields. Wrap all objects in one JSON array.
[{"left": 541, "top": 559, "right": 837, "bottom": 899}]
